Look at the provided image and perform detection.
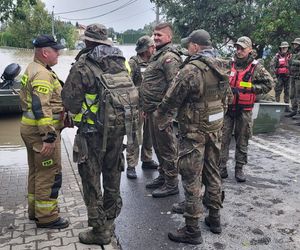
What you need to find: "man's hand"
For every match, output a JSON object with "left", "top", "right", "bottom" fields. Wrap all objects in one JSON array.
[{"left": 40, "top": 142, "right": 55, "bottom": 156}]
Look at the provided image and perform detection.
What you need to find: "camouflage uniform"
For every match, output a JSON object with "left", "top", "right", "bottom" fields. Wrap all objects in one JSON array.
[
  {"left": 20, "top": 59, "right": 65, "bottom": 225},
  {"left": 270, "top": 48, "right": 291, "bottom": 103},
  {"left": 62, "top": 24, "right": 126, "bottom": 245},
  {"left": 220, "top": 55, "right": 273, "bottom": 177},
  {"left": 289, "top": 39, "right": 300, "bottom": 114},
  {"left": 160, "top": 48, "right": 230, "bottom": 229},
  {"left": 141, "top": 43, "right": 182, "bottom": 195},
  {"left": 126, "top": 55, "right": 153, "bottom": 168}
]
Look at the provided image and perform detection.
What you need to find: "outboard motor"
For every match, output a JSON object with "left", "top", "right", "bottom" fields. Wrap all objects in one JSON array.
[{"left": 0, "top": 63, "right": 21, "bottom": 89}]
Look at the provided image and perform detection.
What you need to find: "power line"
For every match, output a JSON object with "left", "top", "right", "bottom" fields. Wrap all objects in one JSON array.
[
  {"left": 58, "top": 0, "right": 137, "bottom": 21},
  {"left": 106, "top": 8, "right": 152, "bottom": 25},
  {"left": 54, "top": 0, "right": 119, "bottom": 15}
]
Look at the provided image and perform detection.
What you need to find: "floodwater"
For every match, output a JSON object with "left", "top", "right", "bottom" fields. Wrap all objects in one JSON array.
[{"left": 0, "top": 45, "right": 135, "bottom": 148}]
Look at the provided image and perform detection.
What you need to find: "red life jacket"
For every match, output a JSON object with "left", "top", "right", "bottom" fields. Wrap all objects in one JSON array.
[
  {"left": 276, "top": 53, "right": 291, "bottom": 75},
  {"left": 229, "top": 60, "right": 258, "bottom": 111}
]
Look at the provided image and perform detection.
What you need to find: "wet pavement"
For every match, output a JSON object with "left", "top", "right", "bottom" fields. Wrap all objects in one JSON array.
[{"left": 1, "top": 114, "right": 299, "bottom": 250}]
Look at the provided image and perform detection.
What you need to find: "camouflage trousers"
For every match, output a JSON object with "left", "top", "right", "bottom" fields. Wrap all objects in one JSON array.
[
  {"left": 20, "top": 124, "right": 62, "bottom": 224},
  {"left": 220, "top": 110, "right": 252, "bottom": 168},
  {"left": 275, "top": 75, "right": 290, "bottom": 103},
  {"left": 290, "top": 77, "right": 300, "bottom": 112},
  {"left": 148, "top": 111, "right": 178, "bottom": 181},
  {"left": 178, "top": 132, "right": 222, "bottom": 223},
  {"left": 126, "top": 115, "right": 153, "bottom": 168},
  {"left": 75, "top": 132, "right": 124, "bottom": 228}
]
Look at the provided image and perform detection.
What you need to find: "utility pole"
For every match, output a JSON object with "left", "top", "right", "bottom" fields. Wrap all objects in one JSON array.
[
  {"left": 51, "top": 6, "right": 55, "bottom": 38},
  {"left": 155, "top": 5, "right": 159, "bottom": 24}
]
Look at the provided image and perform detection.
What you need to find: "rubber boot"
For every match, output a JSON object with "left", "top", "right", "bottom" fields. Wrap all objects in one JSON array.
[
  {"left": 168, "top": 219, "right": 202, "bottom": 245},
  {"left": 145, "top": 174, "right": 165, "bottom": 189},
  {"left": 205, "top": 208, "right": 221, "bottom": 234},
  {"left": 141, "top": 160, "right": 158, "bottom": 170},
  {"left": 285, "top": 110, "right": 297, "bottom": 117},
  {"left": 36, "top": 217, "right": 69, "bottom": 229},
  {"left": 79, "top": 226, "right": 111, "bottom": 245},
  {"left": 172, "top": 200, "right": 185, "bottom": 214},
  {"left": 235, "top": 165, "right": 246, "bottom": 182},
  {"left": 219, "top": 164, "right": 228, "bottom": 179},
  {"left": 126, "top": 166, "right": 137, "bottom": 179},
  {"left": 152, "top": 177, "right": 179, "bottom": 198}
]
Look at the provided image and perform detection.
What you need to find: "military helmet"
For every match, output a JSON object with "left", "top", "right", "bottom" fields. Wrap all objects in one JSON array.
[
  {"left": 181, "top": 29, "right": 212, "bottom": 48},
  {"left": 135, "top": 35, "right": 154, "bottom": 54},
  {"left": 291, "top": 38, "right": 300, "bottom": 45},
  {"left": 279, "top": 41, "right": 289, "bottom": 48}
]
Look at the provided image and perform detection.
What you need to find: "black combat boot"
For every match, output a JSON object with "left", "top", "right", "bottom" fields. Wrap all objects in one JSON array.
[
  {"left": 145, "top": 174, "right": 165, "bottom": 189},
  {"left": 205, "top": 208, "right": 222, "bottom": 234},
  {"left": 36, "top": 217, "right": 69, "bottom": 229},
  {"left": 219, "top": 164, "right": 228, "bottom": 179},
  {"left": 79, "top": 226, "right": 111, "bottom": 245},
  {"left": 152, "top": 183, "right": 179, "bottom": 198},
  {"left": 126, "top": 166, "right": 137, "bottom": 179},
  {"left": 168, "top": 225, "right": 203, "bottom": 245},
  {"left": 152, "top": 177, "right": 179, "bottom": 198},
  {"left": 172, "top": 200, "right": 185, "bottom": 214},
  {"left": 285, "top": 110, "right": 297, "bottom": 117},
  {"left": 141, "top": 160, "right": 158, "bottom": 170},
  {"left": 235, "top": 165, "right": 246, "bottom": 182}
]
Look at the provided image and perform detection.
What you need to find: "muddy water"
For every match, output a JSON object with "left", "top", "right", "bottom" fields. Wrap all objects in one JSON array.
[{"left": 0, "top": 46, "right": 135, "bottom": 148}]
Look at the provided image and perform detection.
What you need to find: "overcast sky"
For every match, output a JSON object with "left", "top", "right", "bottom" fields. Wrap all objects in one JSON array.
[{"left": 42, "top": 0, "right": 157, "bottom": 32}]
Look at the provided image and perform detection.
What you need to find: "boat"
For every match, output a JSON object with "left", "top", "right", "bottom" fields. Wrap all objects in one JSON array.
[{"left": 0, "top": 63, "right": 22, "bottom": 114}]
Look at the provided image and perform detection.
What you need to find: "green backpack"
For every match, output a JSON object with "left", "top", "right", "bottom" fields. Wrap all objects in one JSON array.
[{"left": 86, "top": 57, "right": 139, "bottom": 151}]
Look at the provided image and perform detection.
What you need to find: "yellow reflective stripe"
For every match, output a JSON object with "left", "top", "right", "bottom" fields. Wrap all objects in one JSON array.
[
  {"left": 28, "top": 193, "right": 35, "bottom": 202},
  {"left": 35, "top": 200, "right": 57, "bottom": 210},
  {"left": 86, "top": 93, "right": 97, "bottom": 101},
  {"left": 32, "top": 80, "right": 51, "bottom": 86},
  {"left": 37, "top": 118, "right": 52, "bottom": 126},
  {"left": 73, "top": 113, "right": 82, "bottom": 122},
  {"left": 240, "top": 81, "right": 252, "bottom": 88},
  {"left": 53, "top": 80, "right": 61, "bottom": 89},
  {"left": 21, "top": 116, "right": 60, "bottom": 126},
  {"left": 125, "top": 60, "right": 131, "bottom": 75},
  {"left": 21, "top": 74, "right": 29, "bottom": 86},
  {"left": 21, "top": 116, "right": 38, "bottom": 125}
]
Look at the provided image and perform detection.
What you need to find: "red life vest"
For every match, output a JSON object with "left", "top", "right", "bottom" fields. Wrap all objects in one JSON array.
[
  {"left": 229, "top": 60, "right": 258, "bottom": 111},
  {"left": 276, "top": 53, "right": 291, "bottom": 75}
]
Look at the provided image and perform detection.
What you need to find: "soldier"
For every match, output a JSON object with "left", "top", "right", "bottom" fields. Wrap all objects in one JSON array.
[
  {"left": 286, "top": 38, "right": 300, "bottom": 118},
  {"left": 141, "top": 22, "right": 182, "bottom": 198},
  {"left": 270, "top": 41, "right": 292, "bottom": 111},
  {"left": 62, "top": 24, "right": 135, "bottom": 245},
  {"left": 126, "top": 35, "right": 158, "bottom": 179},
  {"left": 220, "top": 36, "right": 273, "bottom": 182},
  {"left": 19, "top": 35, "right": 69, "bottom": 229},
  {"left": 159, "top": 29, "right": 228, "bottom": 245}
]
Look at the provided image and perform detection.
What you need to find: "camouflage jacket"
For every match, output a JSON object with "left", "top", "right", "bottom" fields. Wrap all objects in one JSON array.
[
  {"left": 128, "top": 55, "right": 148, "bottom": 87},
  {"left": 141, "top": 43, "right": 182, "bottom": 113},
  {"left": 289, "top": 50, "right": 300, "bottom": 77},
  {"left": 62, "top": 45, "right": 126, "bottom": 116},
  {"left": 19, "top": 59, "right": 63, "bottom": 141},
  {"left": 159, "top": 49, "right": 231, "bottom": 136}
]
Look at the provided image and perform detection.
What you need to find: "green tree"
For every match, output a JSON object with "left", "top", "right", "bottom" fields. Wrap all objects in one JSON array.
[
  {"left": 0, "top": 0, "right": 36, "bottom": 22},
  {"left": 1, "top": 0, "right": 77, "bottom": 49},
  {"left": 151, "top": 0, "right": 300, "bottom": 57}
]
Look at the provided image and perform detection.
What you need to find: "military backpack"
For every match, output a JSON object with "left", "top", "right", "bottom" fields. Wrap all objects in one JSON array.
[{"left": 85, "top": 56, "right": 139, "bottom": 151}]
